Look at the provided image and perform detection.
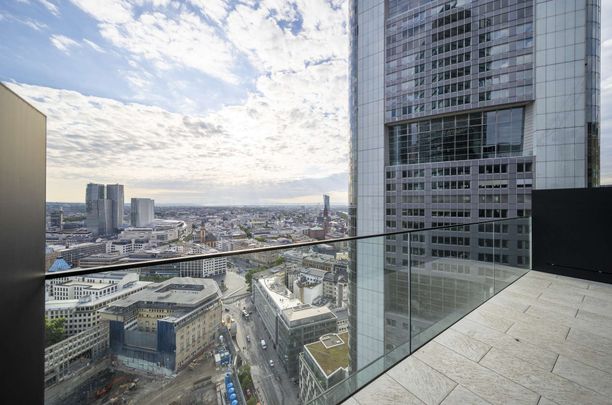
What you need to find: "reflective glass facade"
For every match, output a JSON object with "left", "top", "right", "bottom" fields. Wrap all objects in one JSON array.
[
  {"left": 385, "top": 0, "right": 534, "bottom": 122},
  {"left": 349, "top": 0, "right": 599, "bottom": 369},
  {"left": 389, "top": 107, "right": 524, "bottom": 165}
]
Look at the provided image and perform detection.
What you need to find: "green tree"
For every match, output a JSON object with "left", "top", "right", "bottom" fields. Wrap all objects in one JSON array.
[
  {"left": 245, "top": 267, "right": 266, "bottom": 291},
  {"left": 45, "top": 318, "right": 65, "bottom": 347}
]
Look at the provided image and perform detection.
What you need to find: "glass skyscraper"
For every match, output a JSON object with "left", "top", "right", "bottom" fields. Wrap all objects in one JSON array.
[{"left": 348, "top": 0, "right": 600, "bottom": 370}]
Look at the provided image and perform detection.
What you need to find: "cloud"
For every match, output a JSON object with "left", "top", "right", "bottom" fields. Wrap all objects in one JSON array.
[
  {"left": 38, "top": 0, "right": 59, "bottom": 16},
  {"left": 49, "top": 34, "right": 80, "bottom": 54},
  {"left": 8, "top": 82, "right": 349, "bottom": 204},
  {"left": 83, "top": 38, "right": 105, "bottom": 53},
  {"left": 69, "top": 0, "right": 132, "bottom": 24},
  {"left": 23, "top": 18, "right": 48, "bottom": 31},
  {"left": 68, "top": 1, "right": 240, "bottom": 84},
  {"left": 7, "top": 1, "right": 352, "bottom": 203},
  {"left": 188, "top": 0, "right": 229, "bottom": 25}
]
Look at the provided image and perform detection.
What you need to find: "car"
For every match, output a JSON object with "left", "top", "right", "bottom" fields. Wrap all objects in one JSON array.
[
  {"left": 269, "top": 360, "right": 274, "bottom": 367},
  {"left": 224, "top": 307, "right": 230, "bottom": 312},
  {"left": 246, "top": 335, "right": 251, "bottom": 342}
]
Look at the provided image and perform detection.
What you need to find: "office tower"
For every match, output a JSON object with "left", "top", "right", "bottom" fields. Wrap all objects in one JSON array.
[
  {"left": 348, "top": 0, "right": 600, "bottom": 370},
  {"left": 131, "top": 198, "right": 155, "bottom": 227},
  {"left": 85, "top": 183, "right": 106, "bottom": 235},
  {"left": 89, "top": 199, "right": 112, "bottom": 236},
  {"left": 85, "top": 183, "right": 105, "bottom": 211},
  {"left": 106, "top": 184, "right": 124, "bottom": 231},
  {"left": 323, "top": 194, "right": 331, "bottom": 234},
  {"left": 50, "top": 208, "right": 63, "bottom": 230}
]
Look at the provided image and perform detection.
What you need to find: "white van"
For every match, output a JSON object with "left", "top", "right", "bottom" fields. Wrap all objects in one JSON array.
[{"left": 261, "top": 339, "right": 267, "bottom": 349}]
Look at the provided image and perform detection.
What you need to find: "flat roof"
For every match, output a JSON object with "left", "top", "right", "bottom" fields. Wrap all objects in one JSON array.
[
  {"left": 282, "top": 304, "right": 334, "bottom": 323},
  {"left": 59, "top": 281, "right": 111, "bottom": 289},
  {"left": 100, "top": 277, "right": 220, "bottom": 314},
  {"left": 304, "top": 332, "right": 349, "bottom": 376},
  {"left": 257, "top": 276, "right": 302, "bottom": 310},
  {"left": 45, "top": 281, "right": 150, "bottom": 309}
]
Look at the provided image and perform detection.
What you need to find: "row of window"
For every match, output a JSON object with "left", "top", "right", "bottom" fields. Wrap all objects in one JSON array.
[
  {"left": 479, "top": 164, "right": 507, "bottom": 174},
  {"left": 432, "top": 236, "right": 471, "bottom": 246},
  {"left": 432, "top": 66, "right": 471, "bottom": 82},
  {"left": 388, "top": 104, "right": 426, "bottom": 118},
  {"left": 432, "top": 249, "right": 470, "bottom": 259},
  {"left": 479, "top": 22, "right": 532, "bottom": 44},
  {"left": 432, "top": 180, "right": 471, "bottom": 190},
  {"left": 479, "top": 208, "right": 508, "bottom": 218},
  {"left": 389, "top": 163, "right": 531, "bottom": 181},
  {"left": 386, "top": 64, "right": 426, "bottom": 82},
  {"left": 431, "top": 95, "right": 471, "bottom": 110},
  {"left": 432, "top": 23, "right": 471, "bottom": 42},
  {"left": 432, "top": 166, "right": 471, "bottom": 176},
  {"left": 432, "top": 210, "right": 471, "bottom": 218},
  {"left": 432, "top": 37, "right": 471, "bottom": 56},
  {"left": 431, "top": 52, "right": 471, "bottom": 69},
  {"left": 432, "top": 8, "right": 471, "bottom": 29},
  {"left": 403, "top": 208, "right": 425, "bottom": 216},
  {"left": 432, "top": 80, "right": 471, "bottom": 96}
]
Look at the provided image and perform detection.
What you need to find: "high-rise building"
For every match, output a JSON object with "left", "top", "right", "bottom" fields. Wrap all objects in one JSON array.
[
  {"left": 85, "top": 183, "right": 106, "bottom": 236},
  {"left": 323, "top": 194, "right": 330, "bottom": 218},
  {"left": 90, "top": 199, "right": 112, "bottom": 236},
  {"left": 106, "top": 184, "right": 124, "bottom": 231},
  {"left": 49, "top": 208, "right": 63, "bottom": 230},
  {"left": 323, "top": 194, "right": 331, "bottom": 235},
  {"left": 85, "top": 183, "right": 105, "bottom": 212},
  {"left": 348, "top": 0, "right": 600, "bottom": 370},
  {"left": 130, "top": 197, "right": 154, "bottom": 227}
]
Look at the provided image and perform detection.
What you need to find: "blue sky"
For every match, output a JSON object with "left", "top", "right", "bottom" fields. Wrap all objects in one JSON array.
[{"left": 0, "top": 0, "right": 610, "bottom": 204}]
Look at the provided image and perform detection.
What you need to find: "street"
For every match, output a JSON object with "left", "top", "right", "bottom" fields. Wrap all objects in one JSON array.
[{"left": 223, "top": 271, "right": 299, "bottom": 405}]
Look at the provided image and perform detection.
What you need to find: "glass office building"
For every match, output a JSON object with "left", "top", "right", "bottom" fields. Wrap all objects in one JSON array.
[{"left": 348, "top": 0, "right": 600, "bottom": 370}]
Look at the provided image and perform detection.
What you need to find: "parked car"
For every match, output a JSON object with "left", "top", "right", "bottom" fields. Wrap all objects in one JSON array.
[
  {"left": 269, "top": 359, "right": 274, "bottom": 367},
  {"left": 246, "top": 335, "right": 251, "bottom": 342}
]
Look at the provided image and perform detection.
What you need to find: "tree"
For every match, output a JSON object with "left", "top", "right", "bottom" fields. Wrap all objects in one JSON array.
[
  {"left": 45, "top": 318, "right": 65, "bottom": 347},
  {"left": 245, "top": 267, "right": 266, "bottom": 291}
]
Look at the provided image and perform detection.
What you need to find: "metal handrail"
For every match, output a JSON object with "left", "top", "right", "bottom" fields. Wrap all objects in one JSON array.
[{"left": 45, "top": 217, "right": 525, "bottom": 279}]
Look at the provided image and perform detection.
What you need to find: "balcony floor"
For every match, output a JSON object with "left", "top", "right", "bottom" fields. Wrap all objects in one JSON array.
[{"left": 344, "top": 271, "right": 612, "bottom": 405}]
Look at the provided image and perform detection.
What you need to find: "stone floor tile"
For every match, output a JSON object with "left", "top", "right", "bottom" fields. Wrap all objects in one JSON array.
[
  {"left": 452, "top": 318, "right": 558, "bottom": 371},
  {"left": 353, "top": 374, "right": 425, "bottom": 405},
  {"left": 552, "top": 355, "right": 612, "bottom": 398},
  {"left": 479, "top": 348, "right": 610, "bottom": 405},
  {"left": 441, "top": 386, "right": 491, "bottom": 405},
  {"left": 414, "top": 341, "right": 539, "bottom": 405},
  {"left": 434, "top": 328, "right": 491, "bottom": 362},
  {"left": 387, "top": 356, "right": 456, "bottom": 405}
]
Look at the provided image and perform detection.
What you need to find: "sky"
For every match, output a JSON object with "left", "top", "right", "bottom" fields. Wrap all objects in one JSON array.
[{"left": 0, "top": 1, "right": 610, "bottom": 205}]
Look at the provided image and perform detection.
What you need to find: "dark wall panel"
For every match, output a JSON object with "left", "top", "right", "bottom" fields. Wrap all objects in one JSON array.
[
  {"left": 533, "top": 187, "right": 612, "bottom": 283},
  {"left": 0, "top": 83, "right": 46, "bottom": 403}
]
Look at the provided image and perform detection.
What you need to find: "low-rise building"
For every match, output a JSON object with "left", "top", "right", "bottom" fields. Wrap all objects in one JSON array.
[
  {"left": 278, "top": 305, "right": 338, "bottom": 379},
  {"left": 45, "top": 279, "right": 150, "bottom": 337},
  {"left": 293, "top": 279, "right": 323, "bottom": 305},
  {"left": 252, "top": 275, "right": 337, "bottom": 379},
  {"left": 331, "top": 307, "right": 348, "bottom": 334},
  {"left": 79, "top": 253, "right": 128, "bottom": 268},
  {"left": 46, "top": 242, "right": 107, "bottom": 269},
  {"left": 299, "top": 332, "right": 349, "bottom": 404},
  {"left": 100, "top": 277, "right": 222, "bottom": 375},
  {"left": 44, "top": 322, "right": 109, "bottom": 387}
]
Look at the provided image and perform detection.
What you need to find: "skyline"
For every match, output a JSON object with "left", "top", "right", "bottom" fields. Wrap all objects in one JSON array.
[{"left": 0, "top": 0, "right": 610, "bottom": 205}]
